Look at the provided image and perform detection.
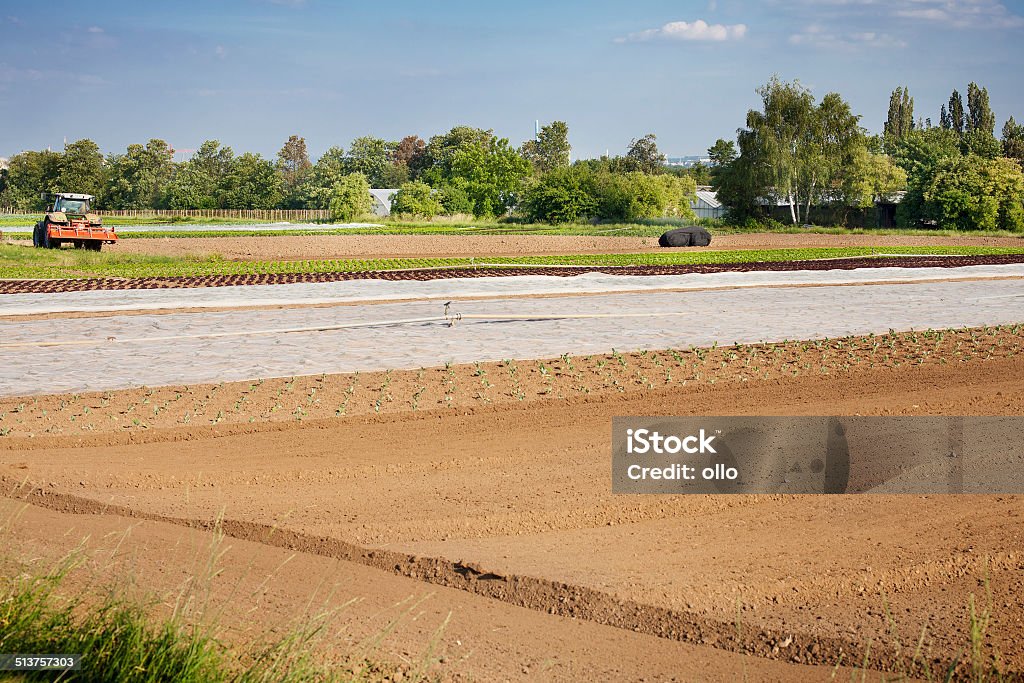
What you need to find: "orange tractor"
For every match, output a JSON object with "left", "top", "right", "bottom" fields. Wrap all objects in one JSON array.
[{"left": 32, "top": 192, "right": 117, "bottom": 251}]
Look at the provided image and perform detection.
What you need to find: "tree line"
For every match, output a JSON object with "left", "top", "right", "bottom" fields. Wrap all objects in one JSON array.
[
  {"left": 5, "top": 78, "right": 1020, "bottom": 230},
  {"left": 0, "top": 125, "right": 698, "bottom": 224},
  {"left": 711, "top": 78, "right": 1024, "bottom": 231}
]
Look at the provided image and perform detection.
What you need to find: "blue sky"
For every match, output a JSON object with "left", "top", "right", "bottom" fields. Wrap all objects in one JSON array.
[{"left": 1, "top": 0, "right": 1022, "bottom": 161}]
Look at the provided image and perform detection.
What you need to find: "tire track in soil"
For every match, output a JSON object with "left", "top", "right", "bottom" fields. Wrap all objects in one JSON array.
[
  {"left": 4, "top": 253, "right": 1024, "bottom": 294},
  {"left": 0, "top": 479, "right": 974, "bottom": 676}
]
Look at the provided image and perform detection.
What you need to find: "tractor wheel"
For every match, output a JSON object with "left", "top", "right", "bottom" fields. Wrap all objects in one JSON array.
[
  {"left": 42, "top": 225, "right": 54, "bottom": 248},
  {"left": 33, "top": 223, "right": 45, "bottom": 247},
  {"left": 86, "top": 241, "right": 102, "bottom": 252}
]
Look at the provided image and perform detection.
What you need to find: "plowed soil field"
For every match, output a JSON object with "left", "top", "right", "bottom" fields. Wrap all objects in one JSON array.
[{"left": 3, "top": 329, "right": 1023, "bottom": 681}]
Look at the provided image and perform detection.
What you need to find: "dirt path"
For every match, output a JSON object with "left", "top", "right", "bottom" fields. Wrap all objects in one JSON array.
[
  {"left": 3, "top": 354, "right": 1023, "bottom": 677},
  {"left": 81, "top": 232, "right": 1024, "bottom": 261}
]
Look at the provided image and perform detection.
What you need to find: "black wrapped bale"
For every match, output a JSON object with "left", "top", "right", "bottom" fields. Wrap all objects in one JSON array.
[{"left": 658, "top": 226, "right": 712, "bottom": 247}]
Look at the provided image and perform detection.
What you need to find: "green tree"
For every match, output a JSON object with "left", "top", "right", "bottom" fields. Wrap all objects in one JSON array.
[
  {"left": 446, "top": 136, "right": 531, "bottom": 217},
  {"left": 103, "top": 140, "right": 176, "bottom": 209},
  {"left": 711, "top": 79, "right": 869, "bottom": 225},
  {"left": 708, "top": 139, "right": 737, "bottom": 166},
  {"left": 625, "top": 134, "right": 666, "bottom": 174},
  {"left": 948, "top": 90, "right": 966, "bottom": 136},
  {"left": 924, "top": 155, "right": 1024, "bottom": 231},
  {"left": 679, "top": 162, "right": 712, "bottom": 185},
  {"left": 329, "top": 172, "right": 372, "bottom": 221},
  {"left": 522, "top": 120, "right": 571, "bottom": 173},
  {"left": 748, "top": 78, "right": 867, "bottom": 223},
  {"left": 166, "top": 164, "right": 212, "bottom": 209},
  {"left": 418, "top": 129, "right": 530, "bottom": 218},
  {"left": 710, "top": 151, "right": 766, "bottom": 223},
  {"left": 656, "top": 173, "right": 698, "bottom": 218},
  {"left": 299, "top": 146, "right": 347, "bottom": 209},
  {"left": 591, "top": 171, "right": 670, "bottom": 221},
  {"left": 435, "top": 185, "right": 474, "bottom": 215},
  {"left": 809, "top": 92, "right": 869, "bottom": 216},
  {"left": 966, "top": 82, "right": 996, "bottom": 136},
  {"left": 843, "top": 149, "right": 908, "bottom": 210},
  {"left": 376, "top": 163, "right": 409, "bottom": 188},
  {"left": 522, "top": 166, "right": 597, "bottom": 222},
  {"left": 56, "top": 139, "right": 105, "bottom": 201},
  {"left": 884, "top": 86, "right": 914, "bottom": 141},
  {"left": 166, "top": 140, "right": 234, "bottom": 209},
  {"left": 390, "top": 180, "right": 443, "bottom": 217},
  {"left": 218, "top": 153, "right": 281, "bottom": 209},
  {"left": 744, "top": 78, "right": 816, "bottom": 223},
  {"left": 940, "top": 104, "right": 951, "bottom": 130},
  {"left": 276, "top": 135, "right": 312, "bottom": 208},
  {"left": 345, "top": 136, "right": 397, "bottom": 187},
  {"left": 961, "top": 129, "right": 1002, "bottom": 159},
  {"left": 954, "top": 82, "right": 999, "bottom": 158},
  {"left": 0, "top": 150, "right": 61, "bottom": 210},
  {"left": 891, "top": 127, "right": 961, "bottom": 227},
  {"left": 421, "top": 126, "right": 495, "bottom": 182},
  {"left": 1003, "top": 117, "right": 1024, "bottom": 168}
]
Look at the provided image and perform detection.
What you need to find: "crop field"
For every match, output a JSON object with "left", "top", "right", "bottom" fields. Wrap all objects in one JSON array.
[
  {"left": 2, "top": 241, "right": 1024, "bottom": 280},
  {"left": 2, "top": 232, "right": 1023, "bottom": 681}
]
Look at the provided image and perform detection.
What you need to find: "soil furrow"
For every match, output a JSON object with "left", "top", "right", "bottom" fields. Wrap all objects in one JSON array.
[
  {"left": 0, "top": 482, "right": 947, "bottom": 674},
  {"left": 4, "top": 253, "right": 1024, "bottom": 294}
]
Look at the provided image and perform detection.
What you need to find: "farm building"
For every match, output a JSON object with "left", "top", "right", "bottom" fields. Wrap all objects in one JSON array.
[
  {"left": 759, "top": 191, "right": 905, "bottom": 228},
  {"left": 690, "top": 186, "right": 725, "bottom": 220},
  {"left": 369, "top": 189, "right": 398, "bottom": 217},
  {"left": 688, "top": 186, "right": 904, "bottom": 227}
]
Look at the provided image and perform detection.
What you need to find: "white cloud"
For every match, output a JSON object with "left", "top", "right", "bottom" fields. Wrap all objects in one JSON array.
[
  {"left": 0, "top": 63, "right": 43, "bottom": 83},
  {"left": 789, "top": 25, "right": 908, "bottom": 49},
  {"left": 799, "top": 0, "right": 1024, "bottom": 29},
  {"left": 214, "top": 45, "right": 227, "bottom": 59},
  {"left": 893, "top": 1, "right": 1024, "bottom": 28},
  {"left": 0, "top": 62, "right": 105, "bottom": 87},
  {"left": 617, "top": 19, "right": 748, "bottom": 43},
  {"left": 86, "top": 26, "right": 104, "bottom": 33}
]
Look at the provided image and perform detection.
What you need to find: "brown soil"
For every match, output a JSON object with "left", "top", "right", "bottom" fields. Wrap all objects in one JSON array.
[
  {"left": 100, "top": 233, "right": 1024, "bottom": 261},
  {"left": 0, "top": 500, "right": 864, "bottom": 683},
  {"left": 3, "top": 327, "right": 1024, "bottom": 679},
  {"left": 3, "top": 253, "right": 1024, "bottom": 295},
  {"left": 2, "top": 326, "right": 1020, "bottom": 440}
]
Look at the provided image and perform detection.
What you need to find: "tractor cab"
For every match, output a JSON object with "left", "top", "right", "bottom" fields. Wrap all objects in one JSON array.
[{"left": 49, "top": 193, "right": 93, "bottom": 216}]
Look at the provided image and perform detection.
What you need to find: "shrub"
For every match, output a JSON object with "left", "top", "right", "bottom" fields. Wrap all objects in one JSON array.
[
  {"left": 328, "top": 173, "right": 372, "bottom": 222},
  {"left": 436, "top": 184, "right": 474, "bottom": 215},
  {"left": 390, "top": 181, "right": 443, "bottom": 218},
  {"left": 522, "top": 167, "right": 698, "bottom": 224},
  {"left": 522, "top": 167, "right": 598, "bottom": 222},
  {"left": 592, "top": 171, "right": 667, "bottom": 221},
  {"left": 924, "top": 155, "right": 1024, "bottom": 231}
]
